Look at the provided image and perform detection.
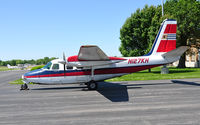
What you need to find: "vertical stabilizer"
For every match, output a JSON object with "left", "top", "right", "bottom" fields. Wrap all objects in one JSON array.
[{"left": 146, "top": 19, "right": 177, "bottom": 56}]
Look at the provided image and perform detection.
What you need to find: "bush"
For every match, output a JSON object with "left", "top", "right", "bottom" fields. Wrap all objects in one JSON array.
[{"left": 30, "top": 65, "right": 44, "bottom": 71}]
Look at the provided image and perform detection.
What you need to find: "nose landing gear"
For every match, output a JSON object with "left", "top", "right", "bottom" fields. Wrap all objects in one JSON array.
[{"left": 20, "top": 84, "right": 29, "bottom": 90}]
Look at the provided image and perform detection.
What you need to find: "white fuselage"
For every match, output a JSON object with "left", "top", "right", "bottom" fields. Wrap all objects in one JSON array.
[{"left": 23, "top": 54, "right": 168, "bottom": 85}]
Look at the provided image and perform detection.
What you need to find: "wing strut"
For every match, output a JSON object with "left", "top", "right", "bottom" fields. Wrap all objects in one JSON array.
[
  {"left": 91, "top": 66, "right": 95, "bottom": 81},
  {"left": 63, "top": 53, "right": 66, "bottom": 76}
]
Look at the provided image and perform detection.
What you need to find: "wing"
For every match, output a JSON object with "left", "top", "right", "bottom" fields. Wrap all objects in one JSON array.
[
  {"left": 78, "top": 45, "right": 110, "bottom": 61},
  {"left": 67, "top": 45, "right": 126, "bottom": 67}
]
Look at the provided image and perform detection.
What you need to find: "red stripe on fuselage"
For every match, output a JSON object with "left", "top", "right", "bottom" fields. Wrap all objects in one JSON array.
[{"left": 24, "top": 65, "right": 161, "bottom": 78}]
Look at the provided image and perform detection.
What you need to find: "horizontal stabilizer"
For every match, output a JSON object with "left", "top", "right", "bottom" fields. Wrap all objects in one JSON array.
[{"left": 162, "top": 46, "right": 189, "bottom": 63}]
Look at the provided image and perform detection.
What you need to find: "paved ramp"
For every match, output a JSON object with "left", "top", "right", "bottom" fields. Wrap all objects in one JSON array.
[{"left": 0, "top": 71, "right": 200, "bottom": 125}]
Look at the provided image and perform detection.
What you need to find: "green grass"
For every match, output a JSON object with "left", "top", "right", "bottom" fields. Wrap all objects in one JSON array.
[
  {"left": 107, "top": 66, "right": 200, "bottom": 82},
  {"left": 0, "top": 66, "right": 19, "bottom": 71},
  {"left": 9, "top": 79, "right": 24, "bottom": 84},
  {"left": 9, "top": 78, "right": 33, "bottom": 85},
  {"left": 30, "top": 65, "right": 44, "bottom": 71}
]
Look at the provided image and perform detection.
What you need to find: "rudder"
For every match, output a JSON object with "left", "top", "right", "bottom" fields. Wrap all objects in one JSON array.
[{"left": 146, "top": 19, "right": 177, "bottom": 56}]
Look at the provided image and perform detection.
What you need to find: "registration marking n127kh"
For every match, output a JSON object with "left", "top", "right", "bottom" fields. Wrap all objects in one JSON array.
[{"left": 128, "top": 58, "right": 149, "bottom": 64}]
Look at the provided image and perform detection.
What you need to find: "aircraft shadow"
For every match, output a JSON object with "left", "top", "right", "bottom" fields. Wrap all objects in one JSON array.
[
  {"left": 97, "top": 81, "right": 177, "bottom": 102},
  {"left": 97, "top": 82, "right": 141, "bottom": 102},
  {"left": 31, "top": 82, "right": 142, "bottom": 102},
  {"left": 30, "top": 81, "right": 177, "bottom": 102},
  {"left": 30, "top": 81, "right": 173, "bottom": 102},
  {"left": 171, "top": 80, "right": 200, "bottom": 86}
]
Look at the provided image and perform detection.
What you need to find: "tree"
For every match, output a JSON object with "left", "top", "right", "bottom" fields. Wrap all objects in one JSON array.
[
  {"left": 119, "top": 5, "right": 162, "bottom": 57},
  {"left": 10, "top": 60, "right": 17, "bottom": 66},
  {"left": 164, "top": 0, "right": 200, "bottom": 68},
  {"left": 50, "top": 57, "right": 57, "bottom": 61},
  {"left": 27, "top": 59, "right": 36, "bottom": 64},
  {"left": 16, "top": 60, "right": 24, "bottom": 65},
  {"left": 119, "top": 0, "right": 200, "bottom": 68},
  {"left": 1, "top": 61, "right": 6, "bottom": 66},
  {"left": 0, "top": 57, "right": 57, "bottom": 66},
  {"left": 36, "top": 59, "right": 44, "bottom": 65},
  {"left": 43, "top": 57, "right": 50, "bottom": 64}
]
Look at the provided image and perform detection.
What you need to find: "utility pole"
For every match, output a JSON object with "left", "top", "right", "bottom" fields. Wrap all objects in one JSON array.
[
  {"left": 162, "top": 0, "right": 164, "bottom": 16},
  {"left": 161, "top": 0, "right": 169, "bottom": 74}
]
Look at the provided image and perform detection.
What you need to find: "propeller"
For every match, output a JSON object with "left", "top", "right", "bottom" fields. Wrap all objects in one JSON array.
[
  {"left": 57, "top": 52, "right": 67, "bottom": 75},
  {"left": 63, "top": 52, "right": 67, "bottom": 75},
  {"left": 63, "top": 52, "right": 66, "bottom": 63}
]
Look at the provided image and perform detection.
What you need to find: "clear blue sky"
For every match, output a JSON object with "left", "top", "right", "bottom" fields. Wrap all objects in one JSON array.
[{"left": 0, "top": 0, "right": 161, "bottom": 60}]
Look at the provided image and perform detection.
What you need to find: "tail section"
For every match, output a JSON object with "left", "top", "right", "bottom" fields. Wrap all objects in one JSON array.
[{"left": 146, "top": 19, "right": 177, "bottom": 56}]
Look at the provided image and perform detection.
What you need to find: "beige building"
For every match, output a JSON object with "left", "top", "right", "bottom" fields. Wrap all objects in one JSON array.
[
  {"left": 173, "top": 39, "right": 200, "bottom": 67},
  {"left": 185, "top": 45, "right": 200, "bottom": 67}
]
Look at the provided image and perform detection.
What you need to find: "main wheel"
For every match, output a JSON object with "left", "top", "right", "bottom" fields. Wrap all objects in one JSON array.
[{"left": 87, "top": 81, "right": 98, "bottom": 90}]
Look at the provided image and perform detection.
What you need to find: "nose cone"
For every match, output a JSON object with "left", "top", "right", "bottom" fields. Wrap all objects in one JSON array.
[
  {"left": 22, "top": 74, "right": 24, "bottom": 79},
  {"left": 23, "top": 69, "right": 43, "bottom": 78}
]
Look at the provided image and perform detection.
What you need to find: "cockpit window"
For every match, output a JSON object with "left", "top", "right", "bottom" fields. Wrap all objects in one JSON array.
[
  {"left": 52, "top": 64, "right": 59, "bottom": 69},
  {"left": 43, "top": 62, "right": 52, "bottom": 69}
]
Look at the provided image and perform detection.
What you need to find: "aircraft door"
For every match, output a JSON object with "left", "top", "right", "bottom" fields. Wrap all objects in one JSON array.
[
  {"left": 50, "top": 63, "right": 62, "bottom": 83},
  {"left": 75, "top": 67, "right": 89, "bottom": 83}
]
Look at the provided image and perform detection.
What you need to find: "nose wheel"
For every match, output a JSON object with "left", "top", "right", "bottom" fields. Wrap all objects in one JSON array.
[
  {"left": 20, "top": 84, "right": 29, "bottom": 90},
  {"left": 87, "top": 81, "right": 98, "bottom": 90}
]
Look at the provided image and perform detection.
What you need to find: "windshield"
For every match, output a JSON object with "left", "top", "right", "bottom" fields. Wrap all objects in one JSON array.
[{"left": 43, "top": 62, "right": 52, "bottom": 69}]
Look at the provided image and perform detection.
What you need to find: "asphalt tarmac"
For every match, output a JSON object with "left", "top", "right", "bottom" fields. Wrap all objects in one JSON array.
[{"left": 1, "top": 70, "right": 200, "bottom": 125}]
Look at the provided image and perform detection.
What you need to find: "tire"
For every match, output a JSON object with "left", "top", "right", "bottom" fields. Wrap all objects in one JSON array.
[
  {"left": 20, "top": 84, "right": 29, "bottom": 90},
  {"left": 87, "top": 81, "right": 98, "bottom": 90}
]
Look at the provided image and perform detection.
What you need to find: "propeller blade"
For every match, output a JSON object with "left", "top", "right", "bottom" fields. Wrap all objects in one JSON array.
[
  {"left": 63, "top": 52, "right": 67, "bottom": 76},
  {"left": 63, "top": 52, "right": 66, "bottom": 62},
  {"left": 58, "top": 52, "right": 67, "bottom": 64}
]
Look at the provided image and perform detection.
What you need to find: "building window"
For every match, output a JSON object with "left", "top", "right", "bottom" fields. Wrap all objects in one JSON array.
[
  {"left": 191, "top": 53, "right": 196, "bottom": 62},
  {"left": 186, "top": 55, "right": 190, "bottom": 62}
]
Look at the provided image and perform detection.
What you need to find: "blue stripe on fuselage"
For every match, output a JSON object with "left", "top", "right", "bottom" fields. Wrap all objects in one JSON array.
[{"left": 24, "top": 68, "right": 89, "bottom": 77}]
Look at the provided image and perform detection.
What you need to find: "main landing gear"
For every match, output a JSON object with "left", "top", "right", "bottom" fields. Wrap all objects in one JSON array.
[
  {"left": 86, "top": 81, "right": 98, "bottom": 90},
  {"left": 20, "top": 82, "right": 98, "bottom": 91},
  {"left": 20, "top": 83, "right": 29, "bottom": 90}
]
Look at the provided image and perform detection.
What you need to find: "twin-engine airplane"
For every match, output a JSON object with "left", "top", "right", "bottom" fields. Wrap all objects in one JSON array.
[{"left": 21, "top": 19, "right": 188, "bottom": 90}]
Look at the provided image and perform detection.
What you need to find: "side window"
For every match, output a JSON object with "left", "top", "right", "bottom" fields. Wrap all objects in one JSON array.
[
  {"left": 66, "top": 66, "right": 73, "bottom": 70},
  {"left": 77, "top": 67, "right": 83, "bottom": 70},
  {"left": 52, "top": 64, "right": 59, "bottom": 70}
]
